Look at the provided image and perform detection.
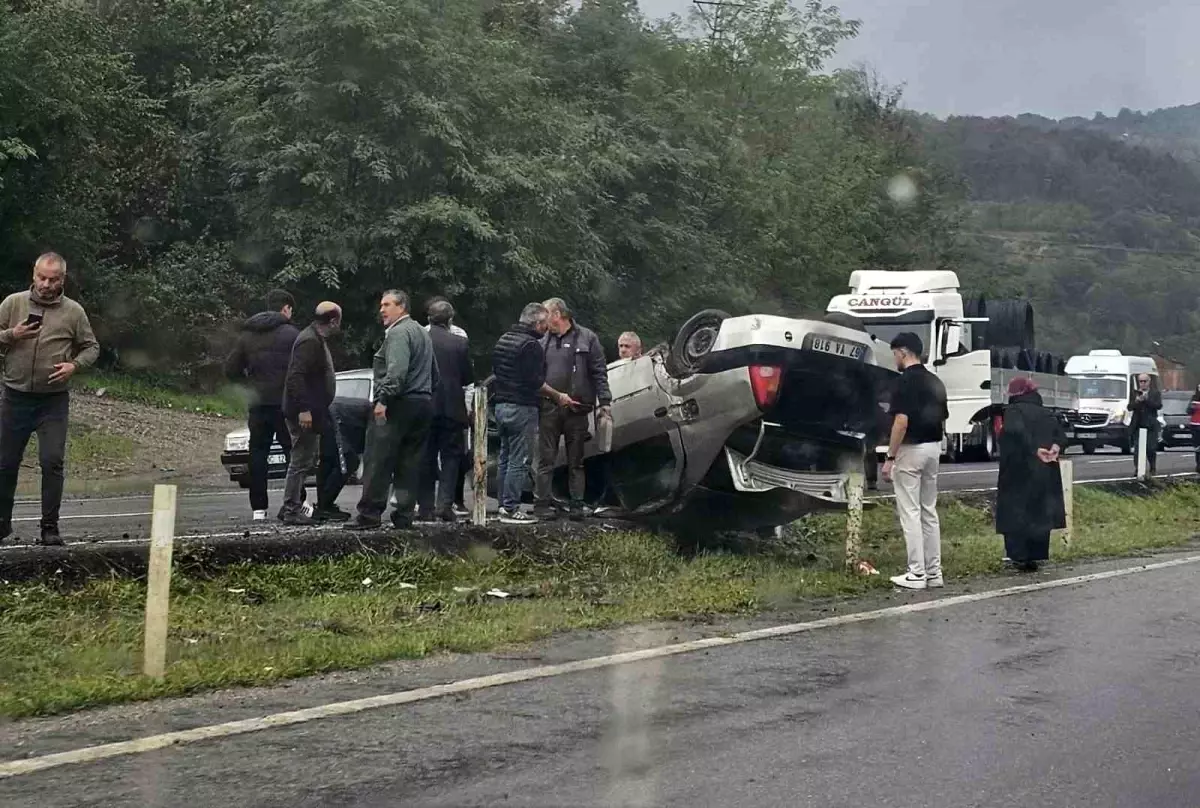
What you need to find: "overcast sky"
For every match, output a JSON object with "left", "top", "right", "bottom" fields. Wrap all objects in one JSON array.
[{"left": 638, "top": 0, "right": 1200, "bottom": 119}]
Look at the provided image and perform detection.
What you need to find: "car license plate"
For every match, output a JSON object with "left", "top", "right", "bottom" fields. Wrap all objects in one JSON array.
[
  {"left": 804, "top": 333, "right": 867, "bottom": 360},
  {"left": 268, "top": 453, "right": 286, "bottom": 465}
]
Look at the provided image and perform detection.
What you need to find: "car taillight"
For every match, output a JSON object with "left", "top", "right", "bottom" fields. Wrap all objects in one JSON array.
[{"left": 749, "top": 365, "right": 782, "bottom": 410}]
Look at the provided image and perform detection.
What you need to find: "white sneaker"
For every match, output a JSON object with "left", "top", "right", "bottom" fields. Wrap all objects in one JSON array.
[
  {"left": 252, "top": 510, "right": 267, "bottom": 521},
  {"left": 301, "top": 501, "right": 315, "bottom": 518},
  {"left": 890, "top": 572, "right": 927, "bottom": 590},
  {"left": 499, "top": 508, "right": 538, "bottom": 525},
  {"left": 926, "top": 574, "right": 945, "bottom": 589}
]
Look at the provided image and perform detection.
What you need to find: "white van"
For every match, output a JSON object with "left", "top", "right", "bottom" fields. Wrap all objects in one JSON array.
[{"left": 1064, "top": 350, "right": 1161, "bottom": 454}]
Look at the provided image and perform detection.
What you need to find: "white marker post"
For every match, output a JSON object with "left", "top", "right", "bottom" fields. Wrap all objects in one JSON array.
[
  {"left": 143, "top": 484, "right": 178, "bottom": 680},
  {"left": 1059, "top": 459, "right": 1074, "bottom": 547},
  {"left": 1136, "top": 427, "right": 1149, "bottom": 480},
  {"left": 472, "top": 386, "right": 488, "bottom": 526},
  {"left": 845, "top": 469, "right": 865, "bottom": 571}
]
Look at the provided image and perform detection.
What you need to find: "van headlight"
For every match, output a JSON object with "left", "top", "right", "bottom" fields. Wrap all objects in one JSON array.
[
  {"left": 1109, "top": 409, "right": 1128, "bottom": 426},
  {"left": 224, "top": 434, "right": 250, "bottom": 452}
]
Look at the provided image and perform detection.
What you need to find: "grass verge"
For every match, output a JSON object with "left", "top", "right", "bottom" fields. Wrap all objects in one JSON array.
[
  {"left": 3, "top": 484, "right": 1200, "bottom": 718},
  {"left": 76, "top": 370, "right": 246, "bottom": 417}
]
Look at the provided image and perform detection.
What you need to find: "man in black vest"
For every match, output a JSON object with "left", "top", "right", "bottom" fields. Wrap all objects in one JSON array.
[
  {"left": 418, "top": 299, "right": 474, "bottom": 522},
  {"left": 491, "top": 302, "right": 561, "bottom": 524}
]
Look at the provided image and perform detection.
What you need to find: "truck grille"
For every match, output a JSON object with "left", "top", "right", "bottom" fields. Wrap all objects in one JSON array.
[{"left": 1072, "top": 413, "right": 1108, "bottom": 427}]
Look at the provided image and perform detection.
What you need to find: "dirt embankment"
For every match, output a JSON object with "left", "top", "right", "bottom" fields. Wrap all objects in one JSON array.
[{"left": 24, "top": 391, "right": 235, "bottom": 497}]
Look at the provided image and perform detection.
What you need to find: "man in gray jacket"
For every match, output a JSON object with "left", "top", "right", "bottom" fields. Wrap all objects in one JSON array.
[
  {"left": 534, "top": 297, "right": 611, "bottom": 521},
  {"left": 345, "top": 290, "right": 437, "bottom": 530}
]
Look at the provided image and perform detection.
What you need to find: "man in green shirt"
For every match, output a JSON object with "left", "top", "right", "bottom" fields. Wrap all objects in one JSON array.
[
  {"left": 0, "top": 252, "right": 100, "bottom": 545},
  {"left": 345, "top": 289, "right": 437, "bottom": 530}
]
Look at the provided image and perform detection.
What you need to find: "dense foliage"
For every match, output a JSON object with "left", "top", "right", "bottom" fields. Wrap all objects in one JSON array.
[{"left": 0, "top": 0, "right": 954, "bottom": 380}]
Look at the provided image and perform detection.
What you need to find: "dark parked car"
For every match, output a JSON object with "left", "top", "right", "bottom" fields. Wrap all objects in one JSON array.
[{"left": 1159, "top": 390, "right": 1195, "bottom": 450}]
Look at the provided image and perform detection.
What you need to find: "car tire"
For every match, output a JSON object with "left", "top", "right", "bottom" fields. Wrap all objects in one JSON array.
[
  {"left": 1081, "top": 442, "right": 1098, "bottom": 455},
  {"left": 237, "top": 478, "right": 250, "bottom": 489},
  {"left": 664, "top": 308, "right": 732, "bottom": 378}
]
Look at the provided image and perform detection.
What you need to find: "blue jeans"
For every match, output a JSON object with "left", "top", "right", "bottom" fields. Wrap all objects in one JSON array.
[{"left": 495, "top": 403, "right": 538, "bottom": 511}]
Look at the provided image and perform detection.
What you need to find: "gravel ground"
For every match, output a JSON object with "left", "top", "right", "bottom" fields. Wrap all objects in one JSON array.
[{"left": 43, "top": 392, "right": 235, "bottom": 496}]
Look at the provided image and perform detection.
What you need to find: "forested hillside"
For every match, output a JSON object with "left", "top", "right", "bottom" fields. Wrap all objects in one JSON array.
[
  {"left": 918, "top": 111, "right": 1200, "bottom": 375},
  {"left": 0, "top": 0, "right": 956, "bottom": 385}
]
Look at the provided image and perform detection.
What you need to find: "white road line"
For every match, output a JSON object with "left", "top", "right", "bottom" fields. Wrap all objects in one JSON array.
[
  {"left": 2, "top": 553, "right": 1198, "bottom": 780},
  {"left": 11, "top": 512, "right": 151, "bottom": 524}
]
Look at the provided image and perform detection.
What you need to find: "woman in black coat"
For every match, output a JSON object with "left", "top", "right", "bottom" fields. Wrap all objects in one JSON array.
[{"left": 996, "top": 377, "right": 1067, "bottom": 572}]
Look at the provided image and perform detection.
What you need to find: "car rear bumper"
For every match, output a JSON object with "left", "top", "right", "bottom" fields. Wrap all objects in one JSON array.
[
  {"left": 723, "top": 446, "right": 849, "bottom": 503},
  {"left": 220, "top": 449, "right": 289, "bottom": 481}
]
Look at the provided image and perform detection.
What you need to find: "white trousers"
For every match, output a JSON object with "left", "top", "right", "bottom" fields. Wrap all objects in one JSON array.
[{"left": 893, "top": 442, "right": 942, "bottom": 578}]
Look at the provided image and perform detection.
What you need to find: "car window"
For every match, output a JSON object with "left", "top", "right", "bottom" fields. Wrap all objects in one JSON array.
[
  {"left": 1161, "top": 397, "right": 1191, "bottom": 416},
  {"left": 336, "top": 378, "right": 372, "bottom": 401}
]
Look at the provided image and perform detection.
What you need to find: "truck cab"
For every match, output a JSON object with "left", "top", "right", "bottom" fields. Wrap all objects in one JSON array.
[
  {"left": 1064, "top": 350, "right": 1161, "bottom": 454},
  {"left": 826, "top": 270, "right": 989, "bottom": 456}
]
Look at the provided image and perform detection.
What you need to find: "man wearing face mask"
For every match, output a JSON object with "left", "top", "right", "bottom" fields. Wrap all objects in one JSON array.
[{"left": 0, "top": 252, "right": 100, "bottom": 545}]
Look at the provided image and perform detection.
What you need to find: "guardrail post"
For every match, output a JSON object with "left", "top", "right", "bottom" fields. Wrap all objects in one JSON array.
[
  {"left": 143, "top": 484, "right": 178, "bottom": 679},
  {"left": 1059, "top": 459, "right": 1073, "bottom": 547},
  {"left": 472, "top": 386, "right": 488, "bottom": 526},
  {"left": 1137, "top": 427, "right": 1149, "bottom": 480},
  {"left": 845, "top": 469, "right": 864, "bottom": 571}
]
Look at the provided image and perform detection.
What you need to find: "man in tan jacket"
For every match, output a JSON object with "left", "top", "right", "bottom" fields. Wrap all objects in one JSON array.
[{"left": 0, "top": 252, "right": 99, "bottom": 545}]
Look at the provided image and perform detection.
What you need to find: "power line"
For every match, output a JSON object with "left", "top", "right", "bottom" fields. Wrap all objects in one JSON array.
[{"left": 692, "top": 1, "right": 748, "bottom": 43}]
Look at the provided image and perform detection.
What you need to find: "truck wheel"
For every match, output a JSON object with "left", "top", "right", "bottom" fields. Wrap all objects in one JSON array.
[
  {"left": 1081, "top": 442, "right": 1098, "bottom": 455},
  {"left": 664, "top": 309, "right": 731, "bottom": 378},
  {"left": 237, "top": 478, "right": 250, "bottom": 489},
  {"left": 1120, "top": 440, "right": 1133, "bottom": 455}
]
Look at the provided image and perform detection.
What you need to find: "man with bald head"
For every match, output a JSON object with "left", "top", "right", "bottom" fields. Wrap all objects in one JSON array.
[
  {"left": 0, "top": 252, "right": 99, "bottom": 544},
  {"left": 280, "top": 301, "right": 343, "bottom": 524}
]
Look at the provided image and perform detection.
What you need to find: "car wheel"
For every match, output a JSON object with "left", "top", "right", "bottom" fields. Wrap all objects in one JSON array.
[
  {"left": 1081, "top": 442, "right": 1097, "bottom": 455},
  {"left": 664, "top": 308, "right": 731, "bottom": 378},
  {"left": 237, "top": 478, "right": 250, "bottom": 489}
]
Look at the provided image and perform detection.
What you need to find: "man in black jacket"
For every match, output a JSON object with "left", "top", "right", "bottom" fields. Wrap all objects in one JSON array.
[
  {"left": 492, "top": 302, "right": 556, "bottom": 524},
  {"left": 225, "top": 289, "right": 302, "bottom": 520},
  {"left": 418, "top": 299, "right": 474, "bottom": 522},
  {"left": 1130, "top": 373, "right": 1163, "bottom": 475},
  {"left": 279, "top": 302, "right": 342, "bottom": 525},
  {"left": 535, "top": 297, "right": 612, "bottom": 521}
]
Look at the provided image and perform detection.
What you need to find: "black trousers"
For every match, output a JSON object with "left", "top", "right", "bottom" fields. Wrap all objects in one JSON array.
[
  {"left": 356, "top": 396, "right": 433, "bottom": 522},
  {"left": 0, "top": 388, "right": 69, "bottom": 529},
  {"left": 419, "top": 417, "right": 466, "bottom": 514},
  {"left": 316, "top": 420, "right": 349, "bottom": 510},
  {"left": 535, "top": 404, "right": 590, "bottom": 505},
  {"left": 247, "top": 404, "right": 294, "bottom": 512}
]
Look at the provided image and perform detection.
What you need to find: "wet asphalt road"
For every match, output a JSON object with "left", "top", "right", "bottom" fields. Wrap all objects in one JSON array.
[
  {"left": 0, "top": 445, "right": 1194, "bottom": 547},
  {"left": 2, "top": 555, "right": 1198, "bottom": 807}
]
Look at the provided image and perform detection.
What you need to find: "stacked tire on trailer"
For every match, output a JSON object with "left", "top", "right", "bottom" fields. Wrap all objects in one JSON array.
[{"left": 958, "top": 297, "right": 1070, "bottom": 462}]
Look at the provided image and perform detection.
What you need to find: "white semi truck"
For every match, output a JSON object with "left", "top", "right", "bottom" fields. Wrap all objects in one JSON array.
[{"left": 826, "top": 269, "right": 1079, "bottom": 462}]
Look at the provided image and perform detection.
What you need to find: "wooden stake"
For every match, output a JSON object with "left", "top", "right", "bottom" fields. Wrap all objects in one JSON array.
[
  {"left": 845, "top": 469, "right": 865, "bottom": 572},
  {"left": 143, "top": 484, "right": 178, "bottom": 680},
  {"left": 1059, "top": 459, "right": 1074, "bottom": 547},
  {"left": 1136, "top": 427, "right": 1149, "bottom": 480},
  {"left": 473, "top": 385, "right": 488, "bottom": 526}
]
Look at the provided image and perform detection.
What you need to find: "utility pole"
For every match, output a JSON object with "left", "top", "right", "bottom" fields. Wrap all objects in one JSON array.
[{"left": 692, "top": 0, "right": 747, "bottom": 43}]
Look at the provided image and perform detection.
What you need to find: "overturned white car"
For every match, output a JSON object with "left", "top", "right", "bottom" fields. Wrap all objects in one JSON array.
[{"left": 543, "top": 309, "right": 898, "bottom": 533}]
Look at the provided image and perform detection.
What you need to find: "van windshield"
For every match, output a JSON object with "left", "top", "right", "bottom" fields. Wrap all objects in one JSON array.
[{"left": 1075, "top": 378, "right": 1127, "bottom": 399}]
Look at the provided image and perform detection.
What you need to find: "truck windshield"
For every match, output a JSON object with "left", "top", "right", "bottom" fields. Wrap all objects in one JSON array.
[
  {"left": 1074, "top": 378, "right": 1127, "bottom": 399},
  {"left": 861, "top": 323, "right": 932, "bottom": 350}
]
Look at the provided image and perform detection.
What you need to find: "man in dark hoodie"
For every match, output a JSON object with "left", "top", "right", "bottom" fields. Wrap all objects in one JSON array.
[
  {"left": 225, "top": 289, "right": 302, "bottom": 520},
  {"left": 535, "top": 297, "right": 612, "bottom": 521},
  {"left": 279, "top": 301, "right": 343, "bottom": 525}
]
